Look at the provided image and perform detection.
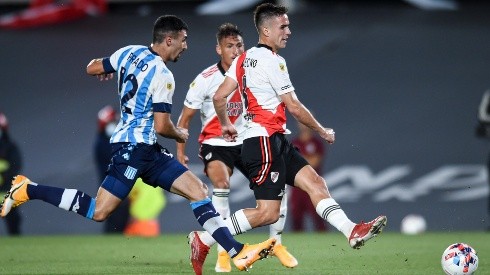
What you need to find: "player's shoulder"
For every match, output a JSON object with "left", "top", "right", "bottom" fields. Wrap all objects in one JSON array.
[
  {"left": 116, "top": 44, "right": 146, "bottom": 53},
  {"left": 249, "top": 47, "right": 284, "bottom": 64},
  {"left": 200, "top": 63, "right": 220, "bottom": 79}
]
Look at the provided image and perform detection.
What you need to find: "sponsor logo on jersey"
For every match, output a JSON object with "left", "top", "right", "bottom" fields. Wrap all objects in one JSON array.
[{"left": 205, "top": 152, "right": 212, "bottom": 160}]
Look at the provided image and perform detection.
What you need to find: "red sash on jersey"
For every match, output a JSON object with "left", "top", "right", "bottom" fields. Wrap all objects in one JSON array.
[
  {"left": 198, "top": 90, "right": 242, "bottom": 143},
  {"left": 235, "top": 52, "right": 287, "bottom": 136}
]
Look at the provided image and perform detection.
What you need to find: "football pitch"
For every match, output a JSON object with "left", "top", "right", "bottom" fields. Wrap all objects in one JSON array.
[{"left": 0, "top": 232, "right": 487, "bottom": 274}]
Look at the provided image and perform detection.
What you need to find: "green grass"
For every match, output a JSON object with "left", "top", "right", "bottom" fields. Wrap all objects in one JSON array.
[{"left": 0, "top": 232, "right": 487, "bottom": 274}]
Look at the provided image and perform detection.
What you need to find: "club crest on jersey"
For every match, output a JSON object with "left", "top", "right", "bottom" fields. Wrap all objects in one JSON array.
[
  {"left": 271, "top": 172, "right": 279, "bottom": 183},
  {"left": 124, "top": 166, "right": 137, "bottom": 180},
  {"left": 205, "top": 152, "right": 212, "bottom": 160}
]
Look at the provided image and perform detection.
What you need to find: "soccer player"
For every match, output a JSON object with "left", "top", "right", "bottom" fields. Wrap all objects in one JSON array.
[
  {"left": 177, "top": 23, "right": 297, "bottom": 272},
  {"left": 191, "top": 3, "right": 388, "bottom": 262},
  {"left": 0, "top": 15, "right": 275, "bottom": 274}
]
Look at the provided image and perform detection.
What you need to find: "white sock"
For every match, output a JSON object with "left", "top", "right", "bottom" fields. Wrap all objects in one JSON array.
[
  {"left": 200, "top": 209, "right": 252, "bottom": 247},
  {"left": 212, "top": 188, "right": 230, "bottom": 253},
  {"left": 316, "top": 198, "right": 355, "bottom": 238},
  {"left": 269, "top": 191, "right": 288, "bottom": 244}
]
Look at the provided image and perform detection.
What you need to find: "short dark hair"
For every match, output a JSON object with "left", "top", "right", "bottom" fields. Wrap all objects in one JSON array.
[
  {"left": 254, "top": 3, "right": 288, "bottom": 31},
  {"left": 216, "top": 23, "right": 243, "bottom": 43},
  {"left": 153, "top": 15, "right": 188, "bottom": 43}
]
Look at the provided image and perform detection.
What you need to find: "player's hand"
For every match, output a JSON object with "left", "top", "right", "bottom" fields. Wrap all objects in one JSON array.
[
  {"left": 175, "top": 127, "right": 189, "bottom": 143},
  {"left": 221, "top": 124, "right": 238, "bottom": 142},
  {"left": 177, "top": 154, "right": 189, "bottom": 167},
  {"left": 320, "top": 128, "right": 335, "bottom": 144},
  {"left": 96, "top": 73, "right": 114, "bottom": 81}
]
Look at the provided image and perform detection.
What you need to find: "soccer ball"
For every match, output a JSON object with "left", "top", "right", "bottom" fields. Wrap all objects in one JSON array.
[
  {"left": 400, "top": 214, "right": 426, "bottom": 235},
  {"left": 441, "top": 243, "right": 478, "bottom": 275}
]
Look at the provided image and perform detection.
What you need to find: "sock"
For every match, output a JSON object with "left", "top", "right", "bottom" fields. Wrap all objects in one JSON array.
[
  {"left": 27, "top": 184, "right": 96, "bottom": 219},
  {"left": 190, "top": 198, "right": 243, "bottom": 257},
  {"left": 269, "top": 192, "right": 288, "bottom": 244},
  {"left": 212, "top": 188, "right": 230, "bottom": 253},
  {"left": 316, "top": 198, "right": 355, "bottom": 238},
  {"left": 200, "top": 209, "right": 252, "bottom": 247}
]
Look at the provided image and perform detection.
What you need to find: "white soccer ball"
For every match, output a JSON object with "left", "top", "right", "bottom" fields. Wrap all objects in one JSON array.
[
  {"left": 400, "top": 214, "right": 426, "bottom": 235},
  {"left": 441, "top": 243, "right": 478, "bottom": 275}
]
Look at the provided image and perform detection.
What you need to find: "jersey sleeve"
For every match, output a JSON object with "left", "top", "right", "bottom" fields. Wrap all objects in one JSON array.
[
  {"left": 225, "top": 57, "right": 239, "bottom": 83},
  {"left": 266, "top": 56, "right": 294, "bottom": 95},
  {"left": 184, "top": 74, "right": 207, "bottom": 110},
  {"left": 152, "top": 69, "right": 175, "bottom": 113},
  {"left": 104, "top": 45, "right": 133, "bottom": 74}
]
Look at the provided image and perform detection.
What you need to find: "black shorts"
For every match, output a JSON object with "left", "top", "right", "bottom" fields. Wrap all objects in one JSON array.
[
  {"left": 241, "top": 133, "right": 308, "bottom": 200},
  {"left": 199, "top": 144, "right": 248, "bottom": 177}
]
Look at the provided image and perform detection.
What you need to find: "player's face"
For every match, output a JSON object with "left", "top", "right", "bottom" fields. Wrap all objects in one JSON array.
[
  {"left": 169, "top": 30, "right": 188, "bottom": 62},
  {"left": 268, "top": 14, "right": 291, "bottom": 51},
  {"left": 217, "top": 35, "right": 244, "bottom": 68}
]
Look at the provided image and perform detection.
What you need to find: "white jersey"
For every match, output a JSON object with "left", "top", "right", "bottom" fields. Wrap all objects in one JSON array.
[
  {"left": 184, "top": 62, "right": 245, "bottom": 146},
  {"left": 226, "top": 44, "right": 294, "bottom": 139},
  {"left": 102, "top": 45, "right": 175, "bottom": 145}
]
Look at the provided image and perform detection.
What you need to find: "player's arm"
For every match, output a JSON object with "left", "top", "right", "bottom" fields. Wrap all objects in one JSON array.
[
  {"left": 213, "top": 76, "right": 239, "bottom": 142},
  {"left": 281, "top": 91, "right": 335, "bottom": 144},
  {"left": 176, "top": 106, "right": 197, "bottom": 166},
  {"left": 86, "top": 58, "right": 114, "bottom": 81},
  {"left": 154, "top": 112, "right": 189, "bottom": 143}
]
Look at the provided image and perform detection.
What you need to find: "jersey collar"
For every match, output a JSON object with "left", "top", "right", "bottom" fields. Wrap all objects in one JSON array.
[
  {"left": 257, "top": 43, "right": 273, "bottom": 52},
  {"left": 217, "top": 61, "right": 226, "bottom": 75},
  {"left": 148, "top": 46, "right": 158, "bottom": 56}
]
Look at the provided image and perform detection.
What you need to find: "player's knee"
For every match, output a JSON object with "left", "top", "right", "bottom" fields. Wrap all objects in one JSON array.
[
  {"left": 213, "top": 180, "right": 230, "bottom": 189},
  {"left": 187, "top": 180, "right": 209, "bottom": 201},
  {"left": 305, "top": 176, "right": 329, "bottom": 196},
  {"left": 256, "top": 207, "right": 280, "bottom": 225},
  {"left": 92, "top": 210, "right": 110, "bottom": 222}
]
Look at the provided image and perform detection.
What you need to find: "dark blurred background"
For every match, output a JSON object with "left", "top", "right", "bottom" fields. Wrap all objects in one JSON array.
[{"left": 1, "top": 0, "right": 489, "bottom": 235}]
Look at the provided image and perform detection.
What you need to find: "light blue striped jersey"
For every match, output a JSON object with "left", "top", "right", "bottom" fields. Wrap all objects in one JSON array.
[{"left": 102, "top": 45, "right": 175, "bottom": 145}]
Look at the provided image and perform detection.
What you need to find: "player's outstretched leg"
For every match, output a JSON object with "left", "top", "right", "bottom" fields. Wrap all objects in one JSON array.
[
  {"left": 349, "top": 215, "right": 387, "bottom": 249},
  {"left": 1, "top": 175, "right": 96, "bottom": 220},
  {"left": 0, "top": 175, "right": 32, "bottom": 217}
]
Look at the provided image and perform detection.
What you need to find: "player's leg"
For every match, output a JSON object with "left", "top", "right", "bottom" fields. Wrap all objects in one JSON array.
[
  {"left": 268, "top": 189, "right": 298, "bottom": 268},
  {"left": 294, "top": 165, "right": 387, "bottom": 249},
  {"left": 205, "top": 160, "right": 233, "bottom": 272},
  {"left": 196, "top": 135, "right": 287, "bottom": 247},
  {"left": 198, "top": 199, "right": 281, "bottom": 247},
  {"left": 169, "top": 171, "right": 275, "bottom": 273},
  {"left": 147, "top": 146, "right": 274, "bottom": 273},
  {"left": 0, "top": 174, "right": 122, "bottom": 221}
]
